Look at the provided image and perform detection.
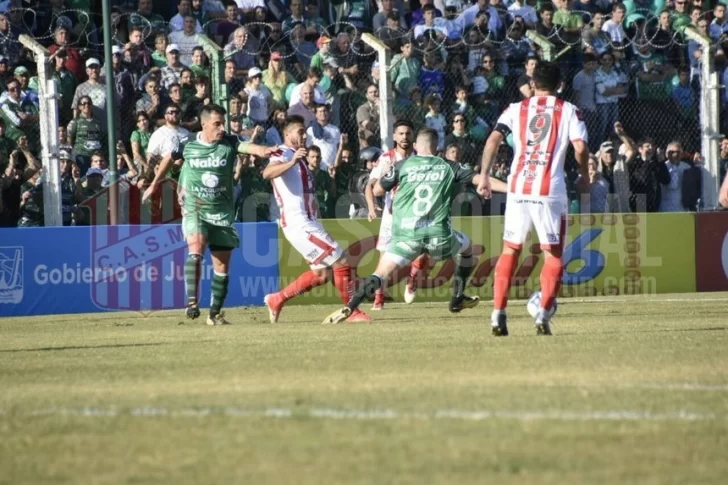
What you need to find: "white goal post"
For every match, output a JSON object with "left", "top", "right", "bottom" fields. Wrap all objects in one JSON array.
[
  {"left": 361, "top": 33, "right": 394, "bottom": 152},
  {"left": 19, "top": 34, "right": 63, "bottom": 227}
]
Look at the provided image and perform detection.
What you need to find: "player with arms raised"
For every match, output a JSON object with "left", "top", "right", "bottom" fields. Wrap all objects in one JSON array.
[
  {"left": 477, "top": 62, "right": 590, "bottom": 336},
  {"left": 143, "top": 103, "right": 279, "bottom": 325},
  {"left": 263, "top": 115, "right": 370, "bottom": 323},
  {"left": 324, "top": 128, "right": 507, "bottom": 324},
  {"left": 365, "top": 119, "right": 429, "bottom": 310}
]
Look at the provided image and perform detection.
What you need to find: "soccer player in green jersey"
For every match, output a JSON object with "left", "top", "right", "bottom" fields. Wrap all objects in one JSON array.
[
  {"left": 143, "top": 104, "right": 280, "bottom": 325},
  {"left": 323, "top": 128, "right": 507, "bottom": 324}
]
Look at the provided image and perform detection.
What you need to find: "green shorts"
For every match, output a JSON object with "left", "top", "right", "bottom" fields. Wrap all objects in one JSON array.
[
  {"left": 182, "top": 215, "right": 240, "bottom": 250},
  {"left": 385, "top": 231, "right": 469, "bottom": 266}
]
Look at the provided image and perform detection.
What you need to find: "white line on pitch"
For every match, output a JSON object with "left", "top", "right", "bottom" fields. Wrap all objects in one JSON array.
[{"left": 7, "top": 407, "right": 721, "bottom": 422}]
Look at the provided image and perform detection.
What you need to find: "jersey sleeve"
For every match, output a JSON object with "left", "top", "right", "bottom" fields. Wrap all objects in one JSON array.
[
  {"left": 378, "top": 160, "right": 401, "bottom": 192},
  {"left": 451, "top": 161, "right": 476, "bottom": 185},
  {"left": 568, "top": 104, "right": 589, "bottom": 143},
  {"left": 368, "top": 153, "right": 390, "bottom": 181},
  {"left": 493, "top": 103, "right": 517, "bottom": 137}
]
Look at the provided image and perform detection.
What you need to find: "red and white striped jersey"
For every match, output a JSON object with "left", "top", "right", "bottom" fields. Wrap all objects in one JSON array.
[
  {"left": 270, "top": 145, "right": 317, "bottom": 227},
  {"left": 497, "top": 96, "right": 587, "bottom": 199},
  {"left": 369, "top": 148, "right": 410, "bottom": 213}
]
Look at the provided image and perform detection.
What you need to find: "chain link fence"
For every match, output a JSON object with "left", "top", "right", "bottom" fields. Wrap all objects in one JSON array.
[{"left": 0, "top": 2, "right": 721, "bottom": 227}]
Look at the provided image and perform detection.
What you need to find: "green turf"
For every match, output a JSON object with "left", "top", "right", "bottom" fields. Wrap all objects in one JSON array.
[{"left": 1, "top": 294, "right": 727, "bottom": 484}]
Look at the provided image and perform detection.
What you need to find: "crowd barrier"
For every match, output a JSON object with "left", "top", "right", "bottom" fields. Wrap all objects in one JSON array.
[{"left": 2, "top": 213, "right": 726, "bottom": 318}]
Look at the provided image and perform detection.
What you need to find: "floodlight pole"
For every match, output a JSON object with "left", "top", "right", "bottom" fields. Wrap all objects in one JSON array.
[
  {"left": 102, "top": 0, "right": 119, "bottom": 224},
  {"left": 361, "top": 33, "right": 393, "bottom": 151},
  {"left": 684, "top": 26, "right": 721, "bottom": 209}
]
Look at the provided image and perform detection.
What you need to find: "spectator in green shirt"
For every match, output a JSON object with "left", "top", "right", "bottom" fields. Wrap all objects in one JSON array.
[
  {"left": 130, "top": 111, "right": 152, "bottom": 170},
  {"left": 390, "top": 39, "right": 422, "bottom": 101},
  {"left": 0, "top": 78, "right": 38, "bottom": 151},
  {"left": 67, "top": 95, "right": 107, "bottom": 174},
  {"left": 307, "top": 145, "right": 336, "bottom": 218}
]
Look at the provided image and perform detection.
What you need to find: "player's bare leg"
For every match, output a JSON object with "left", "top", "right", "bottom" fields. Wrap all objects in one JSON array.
[
  {"left": 184, "top": 233, "right": 207, "bottom": 320},
  {"left": 491, "top": 244, "right": 521, "bottom": 336},
  {"left": 404, "top": 253, "right": 429, "bottom": 304},
  {"left": 323, "top": 255, "right": 399, "bottom": 325},
  {"left": 207, "top": 248, "right": 232, "bottom": 325},
  {"left": 265, "top": 269, "right": 329, "bottom": 323},
  {"left": 535, "top": 247, "right": 563, "bottom": 336}
]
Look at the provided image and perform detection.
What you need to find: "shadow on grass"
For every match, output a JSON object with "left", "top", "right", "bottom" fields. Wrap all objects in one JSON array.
[{"left": 0, "top": 342, "right": 167, "bottom": 353}]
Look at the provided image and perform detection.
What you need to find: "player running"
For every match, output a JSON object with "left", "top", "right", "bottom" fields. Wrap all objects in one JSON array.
[
  {"left": 263, "top": 115, "right": 370, "bottom": 323},
  {"left": 365, "top": 120, "right": 429, "bottom": 310},
  {"left": 143, "top": 103, "right": 279, "bottom": 325},
  {"left": 477, "top": 62, "right": 590, "bottom": 336},
  {"left": 323, "top": 128, "right": 507, "bottom": 325}
]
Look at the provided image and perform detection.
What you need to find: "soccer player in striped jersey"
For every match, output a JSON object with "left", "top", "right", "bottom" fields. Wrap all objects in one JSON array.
[
  {"left": 143, "top": 103, "right": 280, "bottom": 325},
  {"left": 478, "top": 61, "right": 590, "bottom": 336},
  {"left": 365, "top": 119, "right": 430, "bottom": 310},
  {"left": 262, "top": 115, "right": 370, "bottom": 323}
]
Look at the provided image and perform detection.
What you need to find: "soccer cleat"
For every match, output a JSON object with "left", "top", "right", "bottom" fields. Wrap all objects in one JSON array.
[
  {"left": 186, "top": 305, "right": 200, "bottom": 320},
  {"left": 347, "top": 309, "right": 372, "bottom": 323},
  {"left": 264, "top": 293, "right": 283, "bottom": 323},
  {"left": 206, "top": 312, "right": 231, "bottom": 326},
  {"left": 403, "top": 281, "right": 417, "bottom": 304},
  {"left": 449, "top": 294, "right": 480, "bottom": 313},
  {"left": 491, "top": 311, "right": 509, "bottom": 337},
  {"left": 322, "top": 307, "right": 351, "bottom": 325},
  {"left": 371, "top": 291, "right": 385, "bottom": 311},
  {"left": 535, "top": 311, "right": 552, "bottom": 336}
]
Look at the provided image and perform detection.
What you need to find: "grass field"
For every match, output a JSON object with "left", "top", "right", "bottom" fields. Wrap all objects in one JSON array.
[{"left": 1, "top": 293, "right": 728, "bottom": 485}]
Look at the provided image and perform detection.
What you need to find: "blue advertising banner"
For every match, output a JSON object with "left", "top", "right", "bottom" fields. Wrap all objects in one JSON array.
[{"left": 0, "top": 222, "right": 280, "bottom": 317}]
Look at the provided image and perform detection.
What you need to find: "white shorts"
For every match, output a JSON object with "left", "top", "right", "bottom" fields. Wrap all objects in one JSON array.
[
  {"left": 376, "top": 210, "right": 393, "bottom": 252},
  {"left": 282, "top": 219, "right": 344, "bottom": 270},
  {"left": 503, "top": 196, "right": 567, "bottom": 251}
]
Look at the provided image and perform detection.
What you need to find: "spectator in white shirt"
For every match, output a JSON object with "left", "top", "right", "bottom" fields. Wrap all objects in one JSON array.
[
  {"left": 594, "top": 51, "right": 627, "bottom": 144},
  {"left": 305, "top": 104, "right": 341, "bottom": 169},
  {"left": 602, "top": 3, "right": 626, "bottom": 43},
  {"left": 508, "top": 0, "right": 538, "bottom": 28},
  {"left": 289, "top": 67, "right": 326, "bottom": 107},
  {"left": 168, "top": 15, "right": 202, "bottom": 66},
  {"left": 660, "top": 142, "right": 691, "bottom": 212},
  {"left": 169, "top": 0, "right": 203, "bottom": 32},
  {"left": 244, "top": 67, "right": 271, "bottom": 125}
]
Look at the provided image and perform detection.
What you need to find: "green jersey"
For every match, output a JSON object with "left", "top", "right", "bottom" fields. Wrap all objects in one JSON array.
[
  {"left": 380, "top": 155, "right": 476, "bottom": 240},
  {"left": 175, "top": 133, "right": 241, "bottom": 226}
]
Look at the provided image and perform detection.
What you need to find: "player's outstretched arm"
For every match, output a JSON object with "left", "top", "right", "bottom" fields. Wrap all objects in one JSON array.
[
  {"left": 573, "top": 139, "right": 591, "bottom": 194},
  {"left": 262, "top": 148, "right": 308, "bottom": 180},
  {"left": 238, "top": 142, "right": 282, "bottom": 159},
  {"left": 365, "top": 178, "right": 380, "bottom": 221},
  {"left": 142, "top": 153, "right": 176, "bottom": 203},
  {"left": 473, "top": 174, "right": 507, "bottom": 194},
  {"left": 373, "top": 180, "right": 387, "bottom": 197}
]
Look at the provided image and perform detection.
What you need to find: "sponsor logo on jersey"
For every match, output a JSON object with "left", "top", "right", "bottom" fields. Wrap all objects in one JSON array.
[
  {"left": 405, "top": 171, "right": 445, "bottom": 183},
  {"left": 201, "top": 172, "right": 220, "bottom": 188},
  {"left": 188, "top": 157, "right": 228, "bottom": 168}
]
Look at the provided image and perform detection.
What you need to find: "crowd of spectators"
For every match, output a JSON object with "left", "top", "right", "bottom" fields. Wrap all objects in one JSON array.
[{"left": 0, "top": 0, "right": 724, "bottom": 227}]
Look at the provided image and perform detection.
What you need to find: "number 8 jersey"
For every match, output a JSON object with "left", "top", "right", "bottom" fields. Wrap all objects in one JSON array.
[
  {"left": 495, "top": 96, "right": 587, "bottom": 200},
  {"left": 379, "top": 154, "right": 475, "bottom": 241}
]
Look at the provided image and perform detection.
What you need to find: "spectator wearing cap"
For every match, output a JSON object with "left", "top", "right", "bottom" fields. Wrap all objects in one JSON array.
[
  {"left": 262, "top": 52, "right": 296, "bottom": 111},
  {"left": 244, "top": 67, "right": 272, "bottom": 125},
  {"left": 9, "top": 66, "right": 38, "bottom": 109},
  {"left": 306, "top": 103, "right": 341, "bottom": 170},
  {"left": 224, "top": 26, "right": 259, "bottom": 75},
  {"left": 390, "top": 38, "right": 422, "bottom": 101},
  {"left": 216, "top": 1, "right": 241, "bottom": 46},
  {"left": 290, "top": 22, "right": 317, "bottom": 71},
  {"left": 48, "top": 25, "right": 85, "bottom": 81},
  {"left": 310, "top": 36, "right": 332, "bottom": 72},
  {"left": 290, "top": 67, "right": 326, "bottom": 107},
  {"left": 82, "top": 167, "right": 105, "bottom": 198},
  {"left": 373, "top": 0, "right": 407, "bottom": 30},
  {"left": 507, "top": 0, "right": 537, "bottom": 28},
  {"left": 169, "top": 15, "right": 203, "bottom": 66},
  {"left": 67, "top": 95, "right": 106, "bottom": 175},
  {"left": 72, "top": 58, "right": 109, "bottom": 124},
  {"left": 160, "top": 44, "right": 186, "bottom": 90},
  {"left": 170, "top": 0, "right": 203, "bottom": 33},
  {"left": 0, "top": 78, "right": 38, "bottom": 150}
]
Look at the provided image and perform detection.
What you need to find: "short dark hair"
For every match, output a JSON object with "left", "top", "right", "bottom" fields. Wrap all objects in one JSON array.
[
  {"left": 168, "top": 82, "right": 181, "bottom": 91},
  {"left": 307, "top": 67, "right": 323, "bottom": 79},
  {"left": 422, "top": 4, "right": 436, "bottom": 12},
  {"left": 165, "top": 102, "right": 182, "bottom": 112},
  {"left": 678, "top": 65, "right": 690, "bottom": 75},
  {"left": 284, "top": 115, "right": 305, "bottom": 131},
  {"left": 531, "top": 61, "right": 561, "bottom": 92},
  {"left": 307, "top": 145, "right": 321, "bottom": 155},
  {"left": 199, "top": 103, "right": 227, "bottom": 121},
  {"left": 539, "top": 4, "right": 554, "bottom": 13},
  {"left": 314, "top": 103, "right": 330, "bottom": 112},
  {"left": 195, "top": 75, "right": 209, "bottom": 85},
  {"left": 394, "top": 119, "right": 414, "bottom": 130},
  {"left": 612, "top": 2, "right": 626, "bottom": 12},
  {"left": 583, "top": 53, "right": 597, "bottom": 64}
]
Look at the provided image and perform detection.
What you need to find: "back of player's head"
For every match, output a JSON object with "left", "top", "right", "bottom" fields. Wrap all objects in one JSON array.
[
  {"left": 416, "top": 128, "right": 439, "bottom": 152},
  {"left": 531, "top": 61, "right": 561, "bottom": 92},
  {"left": 283, "top": 115, "right": 305, "bottom": 133},
  {"left": 199, "top": 103, "right": 226, "bottom": 122}
]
